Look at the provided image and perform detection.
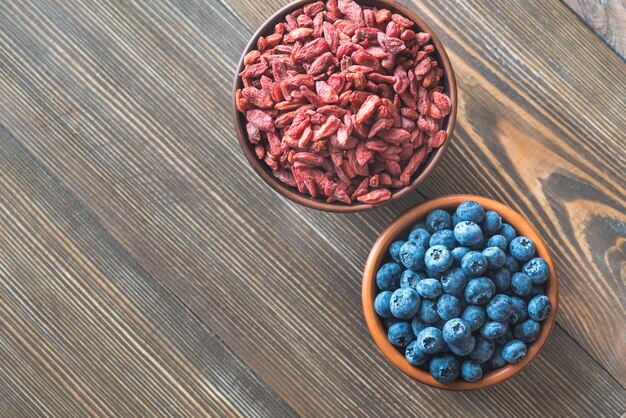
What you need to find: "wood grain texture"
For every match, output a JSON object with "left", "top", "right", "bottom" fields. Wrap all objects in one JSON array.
[
  {"left": 0, "top": 127, "right": 295, "bottom": 417},
  {"left": 562, "top": 0, "right": 626, "bottom": 58},
  {"left": 0, "top": 0, "right": 624, "bottom": 416}
]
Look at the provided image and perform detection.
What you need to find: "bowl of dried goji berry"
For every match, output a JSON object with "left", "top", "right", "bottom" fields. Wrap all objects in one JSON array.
[{"left": 233, "top": 0, "right": 457, "bottom": 212}]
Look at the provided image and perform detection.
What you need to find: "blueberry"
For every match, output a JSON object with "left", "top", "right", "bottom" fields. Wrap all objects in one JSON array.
[
  {"left": 480, "top": 321, "right": 509, "bottom": 339},
  {"left": 416, "top": 278, "right": 443, "bottom": 299},
  {"left": 390, "top": 288, "right": 421, "bottom": 319},
  {"left": 514, "top": 319, "right": 541, "bottom": 342},
  {"left": 374, "top": 291, "right": 393, "bottom": 318},
  {"left": 387, "top": 322, "right": 415, "bottom": 347},
  {"left": 389, "top": 240, "right": 405, "bottom": 263},
  {"left": 510, "top": 236, "right": 536, "bottom": 262},
  {"left": 461, "top": 251, "right": 488, "bottom": 277},
  {"left": 502, "top": 340, "right": 527, "bottom": 364},
  {"left": 419, "top": 299, "right": 439, "bottom": 324},
  {"left": 511, "top": 272, "right": 532, "bottom": 296},
  {"left": 455, "top": 201, "right": 485, "bottom": 223},
  {"left": 448, "top": 336, "right": 475, "bottom": 356},
  {"left": 461, "top": 361, "right": 483, "bottom": 382},
  {"left": 451, "top": 246, "right": 471, "bottom": 264},
  {"left": 429, "top": 229, "right": 456, "bottom": 250},
  {"left": 425, "top": 209, "right": 453, "bottom": 233},
  {"left": 437, "top": 294, "right": 462, "bottom": 321},
  {"left": 529, "top": 285, "right": 545, "bottom": 296},
  {"left": 482, "top": 211, "right": 502, "bottom": 236},
  {"left": 425, "top": 245, "right": 454, "bottom": 273},
  {"left": 399, "top": 241, "right": 426, "bottom": 270},
  {"left": 486, "top": 294, "right": 514, "bottom": 322},
  {"left": 452, "top": 213, "right": 462, "bottom": 226},
  {"left": 528, "top": 295, "right": 551, "bottom": 321},
  {"left": 492, "top": 268, "right": 511, "bottom": 292},
  {"left": 462, "top": 305, "right": 486, "bottom": 331},
  {"left": 503, "top": 255, "right": 520, "bottom": 273},
  {"left": 522, "top": 257, "right": 550, "bottom": 284},
  {"left": 465, "top": 277, "right": 495, "bottom": 304},
  {"left": 411, "top": 221, "right": 427, "bottom": 230},
  {"left": 405, "top": 340, "right": 429, "bottom": 366},
  {"left": 411, "top": 316, "right": 427, "bottom": 335},
  {"left": 376, "top": 262, "right": 402, "bottom": 290},
  {"left": 487, "top": 235, "right": 508, "bottom": 251},
  {"left": 454, "top": 221, "right": 484, "bottom": 247},
  {"left": 482, "top": 247, "right": 506, "bottom": 270},
  {"left": 508, "top": 297, "right": 528, "bottom": 325},
  {"left": 430, "top": 355, "right": 459, "bottom": 384},
  {"left": 416, "top": 327, "right": 445, "bottom": 354},
  {"left": 490, "top": 346, "right": 506, "bottom": 368},
  {"left": 469, "top": 337, "right": 495, "bottom": 363},
  {"left": 442, "top": 318, "right": 472, "bottom": 345},
  {"left": 408, "top": 228, "right": 431, "bottom": 249},
  {"left": 440, "top": 267, "right": 467, "bottom": 296},
  {"left": 400, "top": 270, "right": 426, "bottom": 289},
  {"left": 498, "top": 223, "right": 517, "bottom": 244}
]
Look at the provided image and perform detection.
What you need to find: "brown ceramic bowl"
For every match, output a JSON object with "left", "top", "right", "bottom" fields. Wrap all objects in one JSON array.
[
  {"left": 232, "top": 0, "right": 457, "bottom": 212},
  {"left": 362, "top": 195, "right": 558, "bottom": 390}
]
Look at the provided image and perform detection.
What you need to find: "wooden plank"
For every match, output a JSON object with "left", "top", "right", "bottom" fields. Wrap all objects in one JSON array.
[
  {"left": 0, "top": 127, "right": 295, "bottom": 417},
  {"left": 0, "top": 0, "right": 624, "bottom": 416},
  {"left": 562, "top": 0, "right": 625, "bottom": 59}
]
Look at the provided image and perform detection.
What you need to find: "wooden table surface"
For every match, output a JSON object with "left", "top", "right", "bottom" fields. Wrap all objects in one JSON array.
[{"left": 0, "top": 0, "right": 624, "bottom": 416}]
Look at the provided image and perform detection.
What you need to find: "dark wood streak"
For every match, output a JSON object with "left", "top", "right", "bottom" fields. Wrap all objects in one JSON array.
[
  {"left": 0, "top": 0, "right": 624, "bottom": 416},
  {"left": 0, "top": 127, "right": 295, "bottom": 417}
]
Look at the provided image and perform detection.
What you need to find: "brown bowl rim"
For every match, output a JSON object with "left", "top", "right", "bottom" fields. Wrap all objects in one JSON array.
[
  {"left": 362, "top": 195, "right": 559, "bottom": 390},
  {"left": 232, "top": 0, "right": 458, "bottom": 212}
]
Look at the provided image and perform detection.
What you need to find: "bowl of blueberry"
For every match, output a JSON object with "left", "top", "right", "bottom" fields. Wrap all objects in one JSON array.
[{"left": 362, "top": 195, "right": 558, "bottom": 389}]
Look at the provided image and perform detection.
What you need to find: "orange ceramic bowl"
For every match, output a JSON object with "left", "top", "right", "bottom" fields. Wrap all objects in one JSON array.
[
  {"left": 233, "top": 0, "right": 457, "bottom": 212},
  {"left": 362, "top": 195, "right": 558, "bottom": 390}
]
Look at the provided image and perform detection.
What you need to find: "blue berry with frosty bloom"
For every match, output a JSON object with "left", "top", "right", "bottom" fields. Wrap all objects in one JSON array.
[
  {"left": 399, "top": 241, "right": 426, "bottom": 270},
  {"left": 437, "top": 294, "right": 462, "bottom": 321},
  {"left": 408, "top": 228, "right": 431, "bottom": 249},
  {"left": 486, "top": 294, "right": 514, "bottom": 322},
  {"left": 440, "top": 267, "right": 467, "bottom": 297},
  {"left": 390, "top": 288, "right": 421, "bottom": 319},
  {"left": 503, "top": 255, "right": 520, "bottom": 273},
  {"left": 419, "top": 299, "right": 439, "bottom": 324},
  {"left": 508, "top": 297, "right": 528, "bottom": 325},
  {"left": 376, "top": 262, "right": 402, "bottom": 290},
  {"left": 528, "top": 294, "right": 551, "bottom": 321},
  {"left": 523, "top": 257, "right": 550, "bottom": 284},
  {"left": 510, "top": 236, "right": 536, "bottom": 262},
  {"left": 416, "top": 278, "right": 443, "bottom": 299},
  {"left": 451, "top": 246, "right": 470, "bottom": 264},
  {"left": 416, "top": 327, "right": 445, "bottom": 354},
  {"left": 461, "top": 361, "right": 483, "bottom": 382},
  {"left": 502, "top": 340, "right": 527, "bottom": 364},
  {"left": 448, "top": 336, "right": 475, "bottom": 356},
  {"left": 430, "top": 355, "right": 459, "bottom": 384},
  {"left": 465, "top": 277, "right": 495, "bottom": 304},
  {"left": 425, "top": 245, "right": 454, "bottom": 273},
  {"left": 405, "top": 340, "right": 429, "bottom": 366},
  {"left": 462, "top": 305, "right": 486, "bottom": 331},
  {"left": 387, "top": 322, "right": 415, "bottom": 347},
  {"left": 455, "top": 201, "right": 485, "bottom": 223},
  {"left": 389, "top": 240, "right": 405, "bottom": 263},
  {"left": 482, "top": 246, "right": 506, "bottom": 269},
  {"left": 482, "top": 210, "right": 502, "bottom": 236},
  {"left": 487, "top": 234, "right": 508, "bottom": 251},
  {"left": 514, "top": 319, "right": 541, "bottom": 342},
  {"left": 480, "top": 321, "right": 509, "bottom": 339},
  {"left": 429, "top": 229, "right": 456, "bottom": 250},
  {"left": 470, "top": 337, "right": 495, "bottom": 363},
  {"left": 511, "top": 272, "right": 532, "bottom": 296},
  {"left": 454, "top": 221, "right": 483, "bottom": 247},
  {"left": 498, "top": 223, "right": 517, "bottom": 244},
  {"left": 374, "top": 291, "right": 393, "bottom": 318},
  {"left": 425, "top": 209, "right": 453, "bottom": 233}
]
